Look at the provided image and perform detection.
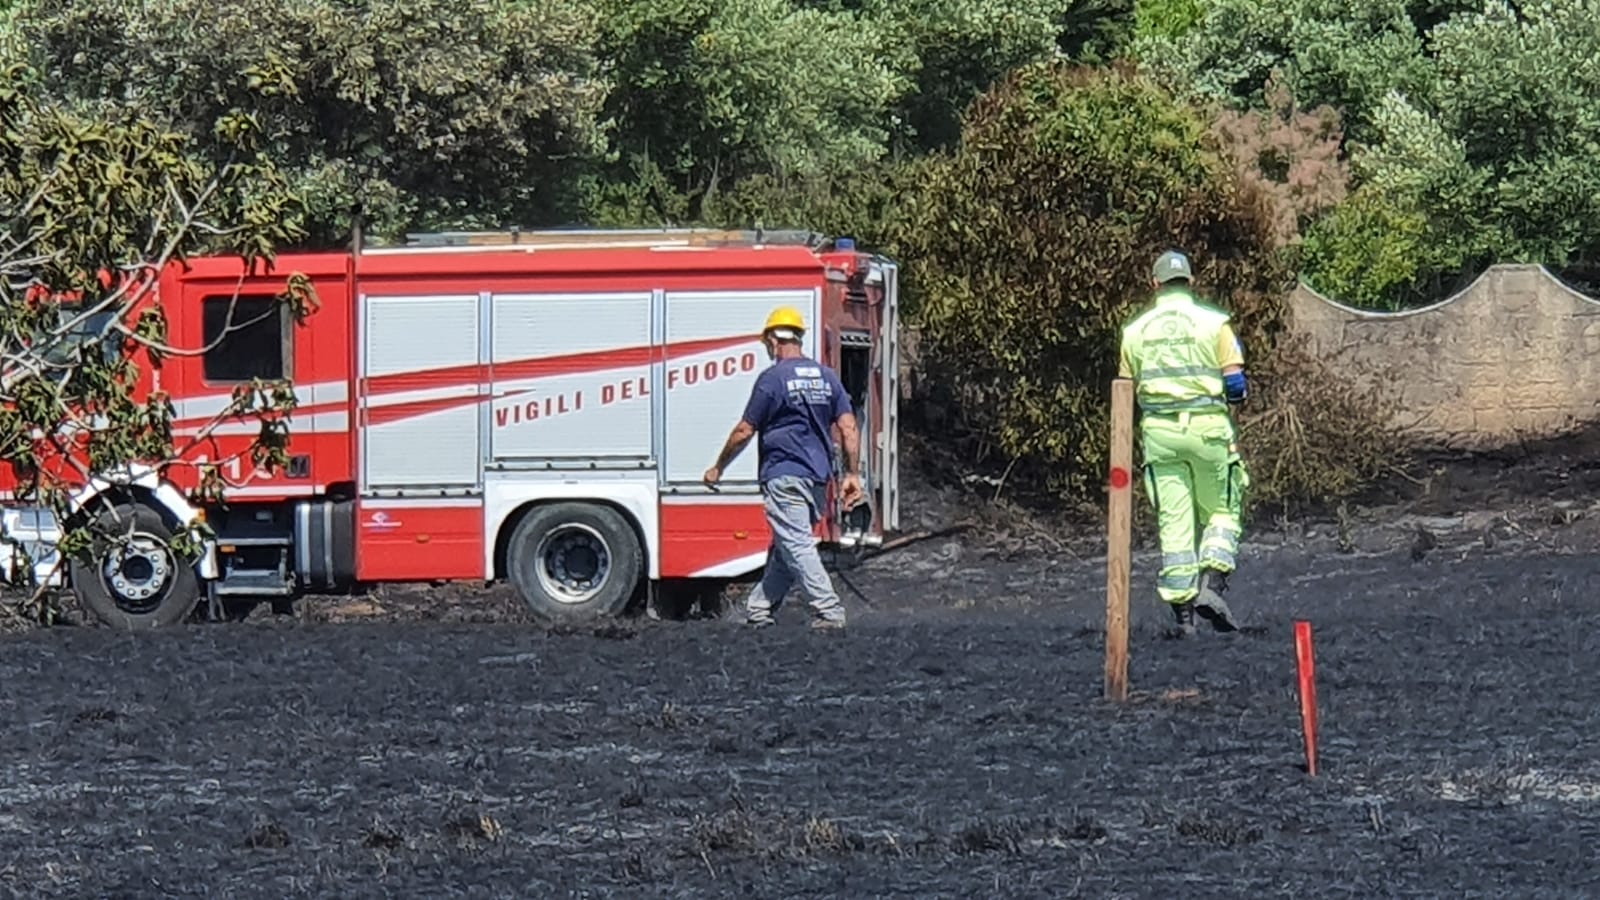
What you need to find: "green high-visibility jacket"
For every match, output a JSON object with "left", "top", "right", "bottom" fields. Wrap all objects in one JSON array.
[{"left": 1118, "top": 287, "right": 1243, "bottom": 415}]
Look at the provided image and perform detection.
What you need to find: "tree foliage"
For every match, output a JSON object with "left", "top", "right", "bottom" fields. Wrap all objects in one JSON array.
[
  {"left": 0, "top": 64, "right": 313, "bottom": 619},
  {"left": 594, "top": 0, "right": 907, "bottom": 212},
  {"left": 1135, "top": 0, "right": 1438, "bottom": 146},
  {"left": 8, "top": 0, "right": 609, "bottom": 245},
  {"left": 1299, "top": 0, "right": 1600, "bottom": 306},
  {"left": 862, "top": 0, "right": 1064, "bottom": 152}
]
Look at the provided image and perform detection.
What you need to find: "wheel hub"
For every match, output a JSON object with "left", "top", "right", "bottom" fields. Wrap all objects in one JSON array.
[
  {"left": 101, "top": 534, "right": 175, "bottom": 613},
  {"left": 535, "top": 524, "right": 612, "bottom": 605}
]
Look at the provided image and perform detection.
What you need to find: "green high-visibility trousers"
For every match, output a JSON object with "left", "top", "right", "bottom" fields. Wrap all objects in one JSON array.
[{"left": 1139, "top": 410, "right": 1249, "bottom": 604}]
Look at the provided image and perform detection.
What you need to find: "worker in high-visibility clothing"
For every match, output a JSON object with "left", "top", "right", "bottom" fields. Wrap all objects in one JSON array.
[{"left": 1118, "top": 250, "right": 1248, "bottom": 635}]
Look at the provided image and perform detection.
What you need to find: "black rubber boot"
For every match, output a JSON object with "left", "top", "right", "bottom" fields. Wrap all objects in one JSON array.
[
  {"left": 1193, "top": 570, "right": 1239, "bottom": 632},
  {"left": 1171, "top": 601, "right": 1196, "bottom": 637}
]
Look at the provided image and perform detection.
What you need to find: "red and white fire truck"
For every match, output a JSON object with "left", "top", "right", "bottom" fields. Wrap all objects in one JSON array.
[{"left": 0, "top": 229, "right": 903, "bottom": 628}]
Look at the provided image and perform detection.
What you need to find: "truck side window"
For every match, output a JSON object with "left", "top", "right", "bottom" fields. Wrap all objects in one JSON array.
[
  {"left": 202, "top": 294, "right": 290, "bottom": 383},
  {"left": 37, "top": 307, "right": 119, "bottom": 370}
]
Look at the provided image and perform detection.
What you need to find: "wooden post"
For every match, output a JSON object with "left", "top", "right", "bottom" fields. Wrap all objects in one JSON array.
[{"left": 1105, "top": 378, "right": 1134, "bottom": 702}]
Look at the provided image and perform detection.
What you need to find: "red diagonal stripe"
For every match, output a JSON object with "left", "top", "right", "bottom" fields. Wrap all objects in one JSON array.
[
  {"left": 365, "top": 393, "right": 482, "bottom": 427},
  {"left": 362, "top": 334, "right": 754, "bottom": 397}
]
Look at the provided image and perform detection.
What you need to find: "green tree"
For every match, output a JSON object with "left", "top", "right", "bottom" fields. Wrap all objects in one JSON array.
[
  {"left": 7, "top": 0, "right": 608, "bottom": 245},
  {"left": 1405, "top": 0, "right": 1490, "bottom": 35},
  {"left": 1135, "top": 0, "right": 1438, "bottom": 145},
  {"left": 0, "top": 64, "right": 310, "bottom": 622},
  {"left": 1424, "top": 0, "right": 1600, "bottom": 263},
  {"left": 1301, "top": 0, "right": 1600, "bottom": 306},
  {"left": 593, "top": 0, "right": 907, "bottom": 217},
  {"left": 1135, "top": 0, "right": 1208, "bottom": 40},
  {"left": 863, "top": 0, "right": 1064, "bottom": 152}
]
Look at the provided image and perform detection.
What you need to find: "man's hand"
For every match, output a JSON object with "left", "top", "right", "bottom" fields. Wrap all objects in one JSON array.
[
  {"left": 835, "top": 412, "right": 863, "bottom": 510},
  {"left": 706, "top": 420, "right": 756, "bottom": 490},
  {"left": 840, "top": 473, "right": 864, "bottom": 509}
]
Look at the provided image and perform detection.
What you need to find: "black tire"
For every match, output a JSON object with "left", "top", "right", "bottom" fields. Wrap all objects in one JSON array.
[
  {"left": 506, "top": 502, "right": 643, "bottom": 624},
  {"left": 68, "top": 501, "right": 202, "bottom": 630}
]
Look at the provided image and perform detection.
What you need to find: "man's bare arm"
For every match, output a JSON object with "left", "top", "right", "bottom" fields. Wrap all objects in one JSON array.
[
  {"left": 712, "top": 420, "right": 757, "bottom": 471},
  {"left": 836, "top": 411, "right": 861, "bottom": 475}
]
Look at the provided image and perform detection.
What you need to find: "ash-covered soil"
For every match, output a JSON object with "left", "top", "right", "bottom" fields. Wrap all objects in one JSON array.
[{"left": 3, "top": 449, "right": 1600, "bottom": 898}]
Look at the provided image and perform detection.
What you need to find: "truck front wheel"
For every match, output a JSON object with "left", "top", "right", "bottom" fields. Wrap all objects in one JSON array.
[
  {"left": 69, "top": 501, "right": 202, "bottom": 630},
  {"left": 506, "top": 502, "right": 642, "bottom": 624}
]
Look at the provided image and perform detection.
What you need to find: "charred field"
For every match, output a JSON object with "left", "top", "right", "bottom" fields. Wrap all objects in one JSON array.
[{"left": 3, "top": 448, "right": 1600, "bottom": 897}]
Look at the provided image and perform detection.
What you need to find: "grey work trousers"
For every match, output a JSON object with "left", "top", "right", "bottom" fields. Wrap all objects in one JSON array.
[{"left": 744, "top": 475, "right": 846, "bottom": 624}]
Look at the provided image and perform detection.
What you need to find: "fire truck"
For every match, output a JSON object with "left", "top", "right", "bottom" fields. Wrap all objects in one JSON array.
[{"left": 0, "top": 229, "right": 903, "bottom": 629}]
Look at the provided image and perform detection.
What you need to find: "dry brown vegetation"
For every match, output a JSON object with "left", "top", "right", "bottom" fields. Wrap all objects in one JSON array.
[{"left": 1209, "top": 73, "right": 1351, "bottom": 250}]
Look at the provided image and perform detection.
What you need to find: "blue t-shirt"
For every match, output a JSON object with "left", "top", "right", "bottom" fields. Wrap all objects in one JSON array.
[{"left": 740, "top": 357, "right": 854, "bottom": 484}]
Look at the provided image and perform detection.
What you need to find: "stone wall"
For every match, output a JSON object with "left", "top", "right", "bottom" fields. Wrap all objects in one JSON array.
[{"left": 1286, "top": 265, "right": 1600, "bottom": 451}]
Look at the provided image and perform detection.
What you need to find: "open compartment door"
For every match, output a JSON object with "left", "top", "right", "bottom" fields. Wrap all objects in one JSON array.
[
  {"left": 830, "top": 257, "right": 901, "bottom": 547},
  {"left": 875, "top": 259, "right": 902, "bottom": 534},
  {"left": 834, "top": 328, "right": 873, "bottom": 547}
]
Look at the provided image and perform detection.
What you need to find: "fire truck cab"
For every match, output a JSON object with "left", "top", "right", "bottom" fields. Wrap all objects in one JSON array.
[{"left": 0, "top": 229, "right": 903, "bottom": 628}]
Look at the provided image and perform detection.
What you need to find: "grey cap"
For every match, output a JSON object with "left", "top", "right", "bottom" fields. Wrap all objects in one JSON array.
[{"left": 1153, "top": 250, "right": 1192, "bottom": 284}]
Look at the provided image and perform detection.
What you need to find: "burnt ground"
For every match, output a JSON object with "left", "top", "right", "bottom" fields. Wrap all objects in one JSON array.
[{"left": 4, "top": 444, "right": 1600, "bottom": 897}]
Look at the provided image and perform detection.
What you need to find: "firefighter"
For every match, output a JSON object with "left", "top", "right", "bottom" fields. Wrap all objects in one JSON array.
[
  {"left": 703, "top": 306, "right": 863, "bottom": 630},
  {"left": 1118, "top": 250, "right": 1248, "bottom": 636}
]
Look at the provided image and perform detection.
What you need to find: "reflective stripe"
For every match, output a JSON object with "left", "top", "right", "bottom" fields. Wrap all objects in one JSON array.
[
  {"left": 1159, "top": 571, "right": 1197, "bottom": 591},
  {"left": 1162, "top": 551, "right": 1197, "bottom": 569},
  {"left": 1200, "top": 523, "right": 1239, "bottom": 570},
  {"left": 1140, "top": 365, "right": 1220, "bottom": 380},
  {"left": 1141, "top": 395, "right": 1227, "bottom": 413}
]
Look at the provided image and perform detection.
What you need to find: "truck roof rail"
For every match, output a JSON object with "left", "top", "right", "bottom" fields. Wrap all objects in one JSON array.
[{"left": 399, "top": 227, "right": 830, "bottom": 251}]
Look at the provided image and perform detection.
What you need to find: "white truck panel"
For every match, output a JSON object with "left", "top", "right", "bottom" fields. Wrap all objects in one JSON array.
[
  {"left": 661, "top": 290, "right": 818, "bottom": 485},
  {"left": 483, "top": 470, "right": 661, "bottom": 579},
  {"left": 361, "top": 294, "right": 481, "bottom": 488},
  {"left": 490, "top": 293, "right": 654, "bottom": 460},
  {"left": 363, "top": 294, "right": 479, "bottom": 378}
]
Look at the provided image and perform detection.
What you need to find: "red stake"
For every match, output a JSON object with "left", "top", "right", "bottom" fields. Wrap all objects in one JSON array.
[{"left": 1294, "top": 620, "right": 1319, "bottom": 777}]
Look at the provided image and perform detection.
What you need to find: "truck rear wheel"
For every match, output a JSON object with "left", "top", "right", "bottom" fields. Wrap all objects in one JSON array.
[
  {"left": 506, "top": 502, "right": 642, "bottom": 624},
  {"left": 69, "top": 501, "right": 202, "bottom": 630}
]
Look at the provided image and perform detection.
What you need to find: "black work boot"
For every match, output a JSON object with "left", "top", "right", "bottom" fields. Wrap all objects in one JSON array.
[
  {"left": 1204, "top": 569, "right": 1230, "bottom": 596},
  {"left": 1170, "top": 601, "right": 1196, "bottom": 637},
  {"left": 1193, "top": 570, "right": 1239, "bottom": 633}
]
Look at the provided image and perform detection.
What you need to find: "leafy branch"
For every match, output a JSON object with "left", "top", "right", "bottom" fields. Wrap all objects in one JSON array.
[{"left": 0, "top": 63, "right": 314, "bottom": 624}]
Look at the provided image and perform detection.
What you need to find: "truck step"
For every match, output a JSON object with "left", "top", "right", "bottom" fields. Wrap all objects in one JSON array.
[
  {"left": 215, "top": 569, "right": 294, "bottom": 596},
  {"left": 215, "top": 536, "right": 292, "bottom": 549}
]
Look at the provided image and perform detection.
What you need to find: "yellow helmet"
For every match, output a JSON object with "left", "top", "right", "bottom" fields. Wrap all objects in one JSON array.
[{"left": 762, "top": 306, "right": 806, "bottom": 337}]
